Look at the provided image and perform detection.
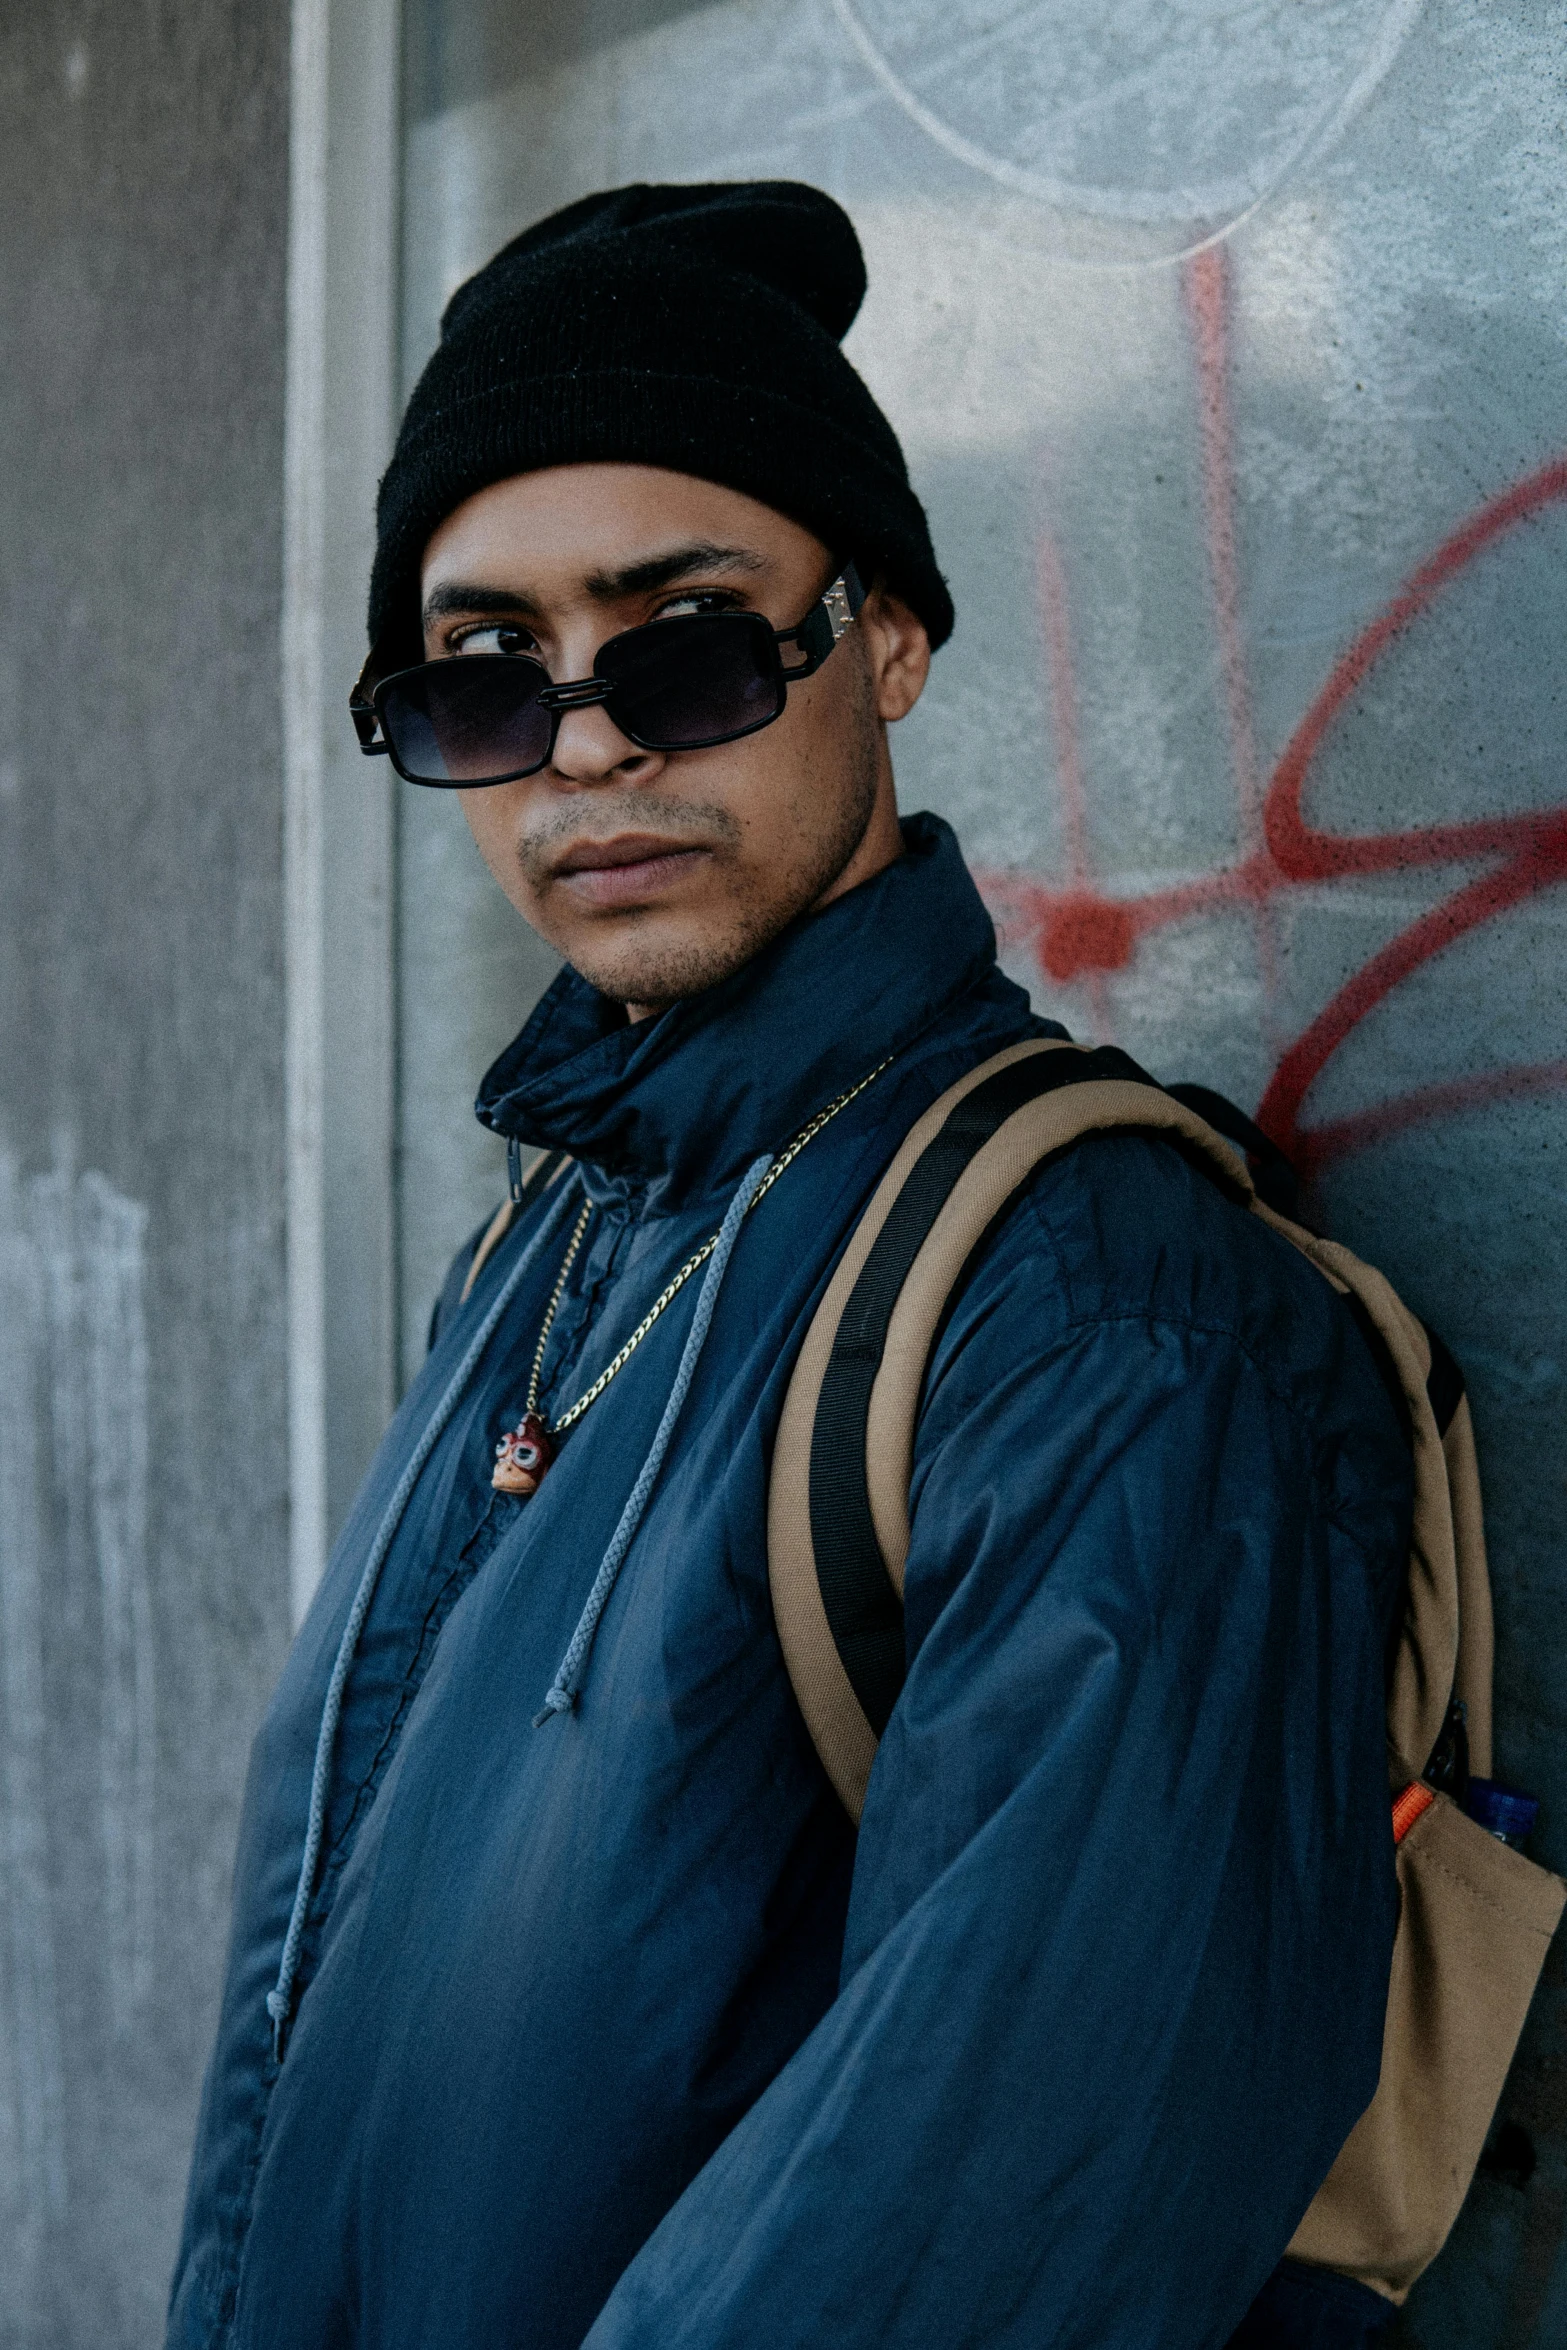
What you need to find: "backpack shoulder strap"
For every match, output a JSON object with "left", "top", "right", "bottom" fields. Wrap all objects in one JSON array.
[
  {"left": 457, "top": 1199, "right": 518, "bottom": 1310},
  {"left": 769, "top": 1038, "right": 1471, "bottom": 1820},
  {"left": 455, "top": 1148, "right": 573, "bottom": 1309},
  {"left": 1443, "top": 1390, "right": 1493, "bottom": 1777},
  {"left": 1244, "top": 1205, "right": 1467, "bottom": 1786},
  {"left": 768, "top": 1039, "right": 1254, "bottom": 1818}
]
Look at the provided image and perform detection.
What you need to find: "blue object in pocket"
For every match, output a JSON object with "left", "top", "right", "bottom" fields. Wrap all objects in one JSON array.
[{"left": 1466, "top": 1777, "right": 1540, "bottom": 1849}]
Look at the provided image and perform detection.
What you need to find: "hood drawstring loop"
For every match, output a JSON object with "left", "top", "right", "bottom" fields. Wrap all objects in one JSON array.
[
  {"left": 534, "top": 1151, "right": 773, "bottom": 1729},
  {"left": 266, "top": 1174, "right": 584, "bottom": 2063}
]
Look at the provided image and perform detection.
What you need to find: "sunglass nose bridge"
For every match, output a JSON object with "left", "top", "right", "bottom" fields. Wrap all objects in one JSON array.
[{"left": 537, "top": 674, "right": 616, "bottom": 713}]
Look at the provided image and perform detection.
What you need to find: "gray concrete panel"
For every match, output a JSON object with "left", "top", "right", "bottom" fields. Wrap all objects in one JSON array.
[{"left": 0, "top": 4, "right": 291, "bottom": 2340}]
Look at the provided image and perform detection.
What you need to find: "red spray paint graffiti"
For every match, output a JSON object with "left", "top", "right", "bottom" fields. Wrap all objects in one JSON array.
[{"left": 984, "top": 245, "right": 1567, "bottom": 1179}]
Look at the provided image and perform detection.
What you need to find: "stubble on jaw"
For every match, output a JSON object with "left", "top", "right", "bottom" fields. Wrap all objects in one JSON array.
[{"left": 516, "top": 653, "right": 886, "bottom": 1011}]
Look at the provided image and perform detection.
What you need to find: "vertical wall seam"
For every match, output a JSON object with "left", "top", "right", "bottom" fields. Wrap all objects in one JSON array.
[
  {"left": 283, "top": 0, "right": 330, "bottom": 1626},
  {"left": 283, "top": 0, "right": 403, "bottom": 1626}
]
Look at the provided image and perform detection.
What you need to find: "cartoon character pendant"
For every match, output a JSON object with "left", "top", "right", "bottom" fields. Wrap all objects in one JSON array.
[{"left": 493, "top": 1410, "right": 555, "bottom": 1495}]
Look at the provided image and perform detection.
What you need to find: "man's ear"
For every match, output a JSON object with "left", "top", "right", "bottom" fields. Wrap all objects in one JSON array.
[{"left": 861, "top": 583, "right": 931, "bottom": 723}]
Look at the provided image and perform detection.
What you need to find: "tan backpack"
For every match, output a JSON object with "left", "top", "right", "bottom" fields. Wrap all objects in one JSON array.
[{"left": 768, "top": 1038, "right": 1564, "bottom": 2307}]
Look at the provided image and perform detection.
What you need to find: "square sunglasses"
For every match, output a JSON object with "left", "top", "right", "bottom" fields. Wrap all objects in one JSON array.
[{"left": 351, "top": 561, "right": 866, "bottom": 788}]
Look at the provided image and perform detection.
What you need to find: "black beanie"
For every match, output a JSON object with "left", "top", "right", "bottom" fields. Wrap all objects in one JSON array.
[{"left": 368, "top": 180, "right": 953, "bottom": 664}]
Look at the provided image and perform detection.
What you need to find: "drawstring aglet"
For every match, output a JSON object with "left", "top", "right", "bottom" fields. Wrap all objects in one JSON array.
[
  {"left": 532, "top": 1686, "right": 575, "bottom": 1729},
  {"left": 266, "top": 1988, "right": 291, "bottom": 2065}
]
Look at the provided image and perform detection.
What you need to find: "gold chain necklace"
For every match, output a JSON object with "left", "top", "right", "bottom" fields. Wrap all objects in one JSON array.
[{"left": 492, "top": 1055, "right": 894, "bottom": 1494}]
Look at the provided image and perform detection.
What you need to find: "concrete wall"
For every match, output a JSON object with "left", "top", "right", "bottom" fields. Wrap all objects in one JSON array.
[{"left": 0, "top": 5, "right": 292, "bottom": 2341}]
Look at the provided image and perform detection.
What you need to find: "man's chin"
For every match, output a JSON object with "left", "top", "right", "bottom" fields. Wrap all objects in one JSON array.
[{"left": 561, "top": 901, "right": 797, "bottom": 1012}]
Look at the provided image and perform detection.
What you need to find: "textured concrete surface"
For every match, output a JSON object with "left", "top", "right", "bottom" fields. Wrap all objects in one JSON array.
[{"left": 0, "top": 5, "right": 292, "bottom": 2341}]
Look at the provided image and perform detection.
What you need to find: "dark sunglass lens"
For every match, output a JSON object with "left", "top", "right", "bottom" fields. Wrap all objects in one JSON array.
[
  {"left": 379, "top": 656, "right": 552, "bottom": 784},
  {"left": 599, "top": 614, "right": 783, "bottom": 750}
]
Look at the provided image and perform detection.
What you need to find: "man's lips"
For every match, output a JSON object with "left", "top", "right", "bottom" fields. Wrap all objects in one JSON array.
[{"left": 548, "top": 834, "right": 713, "bottom": 908}]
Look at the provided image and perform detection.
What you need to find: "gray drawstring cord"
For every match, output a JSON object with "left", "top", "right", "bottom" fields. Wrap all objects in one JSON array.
[
  {"left": 533, "top": 1152, "right": 773, "bottom": 1729},
  {"left": 266, "top": 1174, "right": 583, "bottom": 2062}
]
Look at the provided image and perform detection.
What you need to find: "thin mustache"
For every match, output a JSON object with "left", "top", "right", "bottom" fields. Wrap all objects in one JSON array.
[{"left": 520, "top": 798, "right": 741, "bottom": 879}]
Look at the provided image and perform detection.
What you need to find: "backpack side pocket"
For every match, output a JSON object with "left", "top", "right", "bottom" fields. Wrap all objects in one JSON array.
[{"left": 1288, "top": 1791, "right": 1565, "bottom": 2302}]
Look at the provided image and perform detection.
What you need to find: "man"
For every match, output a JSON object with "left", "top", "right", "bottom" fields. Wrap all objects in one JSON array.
[{"left": 170, "top": 183, "right": 1410, "bottom": 2349}]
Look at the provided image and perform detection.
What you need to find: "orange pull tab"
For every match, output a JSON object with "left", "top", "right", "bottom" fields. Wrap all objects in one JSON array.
[{"left": 1392, "top": 1780, "right": 1436, "bottom": 1845}]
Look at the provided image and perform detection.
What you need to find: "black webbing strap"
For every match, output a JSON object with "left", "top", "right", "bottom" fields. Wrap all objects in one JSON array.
[
  {"left": 1165, "top": 1082, "right": 1303, "bottom": 1221},
  {"left": 1423, "top": 1322, "right": 1465, "bottom": 1438},
  {"left": 807, "top": 1043, "right": 1162, "bottom": 1733}
]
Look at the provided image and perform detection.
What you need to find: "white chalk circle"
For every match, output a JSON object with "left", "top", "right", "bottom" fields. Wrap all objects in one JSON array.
[{"left": 832, "top": 0, "right": 1424, "bottom": 259}]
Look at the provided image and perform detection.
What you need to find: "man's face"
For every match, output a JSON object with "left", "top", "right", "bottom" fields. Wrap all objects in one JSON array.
[{"left": 418, "top": 464, "right": 930, "bottom": 1015}]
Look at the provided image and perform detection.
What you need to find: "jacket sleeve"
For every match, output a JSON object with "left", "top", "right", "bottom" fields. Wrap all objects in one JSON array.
[{"left": 583, "top": 1143, "right": 1409, "bottom": 2350}]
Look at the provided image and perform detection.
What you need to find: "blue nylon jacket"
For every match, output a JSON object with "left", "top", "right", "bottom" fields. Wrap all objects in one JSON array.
[{"left": 169, "top": 815, "right": 1410, "bottom": 2350}]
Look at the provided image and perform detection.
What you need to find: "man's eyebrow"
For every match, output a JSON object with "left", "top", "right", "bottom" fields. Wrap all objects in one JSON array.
[
  {"left": 421, "top": 581, "right": 543, "bottom": 625},
  {"left": 583, "top": 542, "right": 768, "bottom": 599},
  {"left": 420, "top": 544, "right": 768, "bottom": 632}
]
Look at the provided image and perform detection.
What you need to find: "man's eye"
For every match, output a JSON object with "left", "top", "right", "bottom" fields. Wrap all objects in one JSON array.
[
  {"left": 654, "top": 591, "right": 741, "bottom": 620},
  {"left": 452, "top": 624, "right": 533, "bottom": 657}
]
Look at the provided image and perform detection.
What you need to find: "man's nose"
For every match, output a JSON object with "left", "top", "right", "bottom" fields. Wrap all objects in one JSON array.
[{"left": 547, "top": 701, "right": 662, "bottom": 786}]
